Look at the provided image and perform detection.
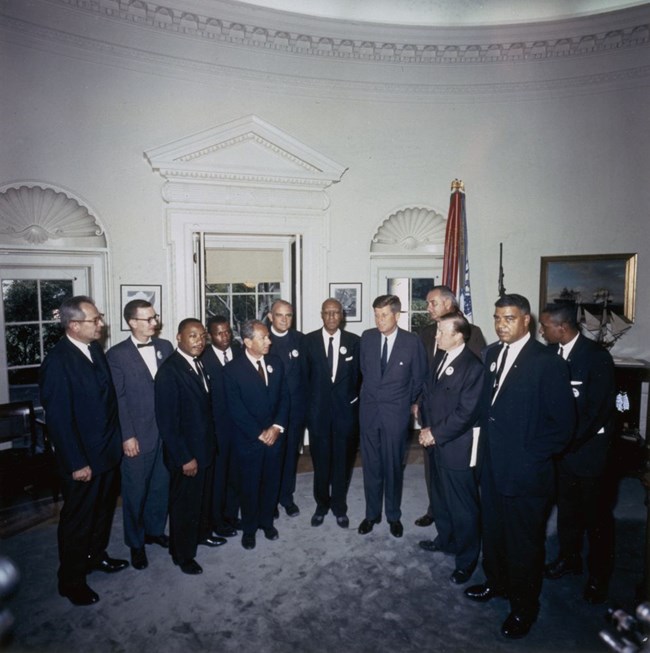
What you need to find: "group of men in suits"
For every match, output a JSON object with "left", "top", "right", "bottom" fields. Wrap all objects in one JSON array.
[
  {"left": 40, "top": 289, "right": 617, "bottom": 634},
  {"left": 413, "top": 289, "right": 616, "bottom": 640}
]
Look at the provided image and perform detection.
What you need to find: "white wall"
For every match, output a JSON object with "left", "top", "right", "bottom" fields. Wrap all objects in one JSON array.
[{"left": 1, "top": 1, "right": 648, "bottom": 355}]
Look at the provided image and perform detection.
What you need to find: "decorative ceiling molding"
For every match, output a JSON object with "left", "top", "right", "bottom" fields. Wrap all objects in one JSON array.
[
  {"left": 9, "top": 0, "right": 650, "bottom": 66},
  {"left": 371, "top": 207, "right": 446, "bottom": 253},
  {"left": 0, "top": 184, "right": 106, "bottom": 247}
]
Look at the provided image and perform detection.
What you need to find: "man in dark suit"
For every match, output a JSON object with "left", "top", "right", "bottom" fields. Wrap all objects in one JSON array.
[
  {"left": 358, "top": 295, "right": 427, "bottom": 538},
  {"left": 201, "top": 316, "right": 243, "bottom": 537},
  {"left": 418, "top": 313, "right": 484, "bottom": 585},
  {"left": 464, "top": 294, "right": 575, "bottom": 639},
  {"left": 539, "top": 303, "right": 616, "bottom": 604},
  {"left": 155, "top": 318, "right": 225, "bottom": 576},
  {"left": 40, "top": 296, "right": 127, "bottom": 606},
  {"left": 224, "top": 319, "right": 290, "bottom": 550},
  {"left": 267, "top": 300, "right": 307, "bottom": 517},
  {"left": 107, "top": 299, "right": 173, "bottom": 571},
  {"left": 303, "top": 298, "right": 361, "bottom": 528},
  {"left": 415, "top": 285, "right": 486, "bottom": 528}
]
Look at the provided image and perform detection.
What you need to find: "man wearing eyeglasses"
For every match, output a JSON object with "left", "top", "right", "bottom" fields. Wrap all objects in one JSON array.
[
  {"left": 40, "top": 295, "right": 128, "bottom": 606},
  {"left": 107, "top": 300, "right": 174, "bottom": 572}
]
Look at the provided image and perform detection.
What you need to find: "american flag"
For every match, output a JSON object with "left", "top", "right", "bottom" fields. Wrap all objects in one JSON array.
[{"left": 442, "top": 180, "right": 473, "bottom": 321}]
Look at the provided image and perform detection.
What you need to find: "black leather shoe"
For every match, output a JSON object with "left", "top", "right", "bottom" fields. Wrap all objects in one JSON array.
[
  {"left": 242, "top": 533, "right": 256, "bottom": 550},
  {"left": 174, "top": 559, "right": 203, "bottom": 575},
  {"left": 130, "top": 547, "right": 148, "bottom": 570},
  {"left": 264, "top": 526, "right": 279, "bottom": 541},
  {"left": 358, "top": 517, "right": 380, "bottom": 535},
  {"left": 59, "top": 583, "right": 99, "bottom": 606},
  {"left": 284, "top": 503, "right": 300, "bottom": 517},
  {"left": 544, "top": 555, "right": 583, "bottom": 580},
  {"left": 311, "top": 513, "right": 325, "bottom": 527},
  {"left": 389, "top": 520, "right": 403, "bottom": 538},
  {"left": 336, "top": 515, "right": 349, "bottom": 529},
  {"left": 214, "top": 525, "right": 238, "bottom": 538},
  {"left": 464, "top": 583, "right": 508, "bottom": 602},
  {"left": 450, "top": 568, "right": 473, "bottom": 585},
  {"left": 501, "top": 611, "right": 535, "bottom": 639},
  {"left": 584, "top": 577, "right": 608, "bottom": 604},
  {"left": 89, "top": 554, "right": 129, "bottom": 574},
  {"left": 144, "top": 534, "right": 170, "bottom": 548},
  {"left": 199, "top": 535, "right": 227, "bottom": 547},
  {"left": 419, "top": 539, "right": 444, "bottom": 553},
  {"left": 415, "top": 514, "right": 434, "bottom": 527}
]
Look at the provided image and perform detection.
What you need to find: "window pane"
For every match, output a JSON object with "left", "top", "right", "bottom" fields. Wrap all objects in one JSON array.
[
  {"left": 3, "top": 280, "right": 38, "bottom": 322},
  {"left": 206, "top": 295, "right": 231, "bottom": 318},
  {"left": 43, "top": 323, "right": 65, "bottom": 355},
  {"left": 411, "top": 313, "right": 431, "bottom": 333},
  {"left": 232, "top": 295, "right": 256, "bottom": 324},
  {"left": 6, "top": 324, "right": 41, "bottom": 366},
  {"left": 41, "top": 280, "right": 73, "bottom": 319},
  {"left": 232, "top": 283, "right": 252, "bottom": 293},
  {"left": 258, "top": 282, "right": 280, "bottom": 293},
  {"left": 206, "top": 283, "right": 230, "bottom": 293},
  {"left": 412, "top": 278, "right": 435, "bottom": 301}
]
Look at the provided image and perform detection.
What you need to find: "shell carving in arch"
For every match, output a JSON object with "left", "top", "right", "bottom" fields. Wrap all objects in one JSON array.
[
  {"left": 371, "top": 207, "right": 446, "bottom": 253},
  {"left": 0, "top": 185, "right": 105, "bottom": 245}
]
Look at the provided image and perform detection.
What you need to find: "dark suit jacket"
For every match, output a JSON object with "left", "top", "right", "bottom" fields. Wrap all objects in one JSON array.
[
  {"left": 302, "top": 329, "right": 361, "bottom": 439},
  {"left": 154, "top": 351, "right": 216, "bottom": 469},
  {"left": 269, "top": 329, "right": 307, "bottom": 425},
  {"left": 107, "top": 336, "right": 174, "bottom": 454},
  {"left": 419, "top": 322, "right": 487, "bottom": 363},
  {"left": 481, "top": 337, "right": 575, "bottom": 497},
  {"left": 558, "top": 335, "right": 616, "bottom": 476},
  {"left": 359, "top": 328, "right": 427, "bottom": 434},
  {"left": 39, "top": 337, "right": 122, "bottom": 476},
  {"left": 223, "top": 353, "right": 290, "bottom": 446},
  {"left": 200, "top": 341, "right": 243, "bottom": 430},
  {"left": 420, "top": 346, "right": 484, "bottom": 470}
]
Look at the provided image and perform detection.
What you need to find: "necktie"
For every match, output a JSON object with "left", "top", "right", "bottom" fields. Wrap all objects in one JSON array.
[
  {"left": 137, "top": 341, "right": 153, "bottom": 348},
  {"left": 257, "top": 360, "right": 266, "bottom": 385},
  {"left": 193, "top": 357, "right": 208, "bottom": 391},
  {"left": 492, "top": 344, "right": 509, "bottom": 397},
  {"left": 223, "top": 350, "right": 229, "bottom": 364},
  {"left": 380, "top": 337, "right": 388, "bottom": 376},
  {"left": 327, "top": 336, "right": 334, "bottom": 378},
  {"left": 558, "top": 345, "right": 564, "bottom": 359},
  {"left": 435, "top": 352, "right": 448, "bottom": 379},
  {"left": 87, "top": 344, "right": 95, "bottom": 363}
]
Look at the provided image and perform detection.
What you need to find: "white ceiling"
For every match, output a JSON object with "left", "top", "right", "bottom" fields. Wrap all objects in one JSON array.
[{"left": 227, "top": 0, "right": 650, "bottom": 26}]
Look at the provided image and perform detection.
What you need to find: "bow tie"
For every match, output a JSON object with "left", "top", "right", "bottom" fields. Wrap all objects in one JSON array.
[{"left": 137, "top": 342, "right": 154, "bottom": 348}]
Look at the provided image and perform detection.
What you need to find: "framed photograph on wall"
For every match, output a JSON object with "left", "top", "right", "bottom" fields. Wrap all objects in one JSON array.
[
  {"left": 329, "top": 282, "right": 362, "bottom": 322},
  {"left": 539, "top": 253, "right": 637, "bottom": 322},
  {"left": 120, "top": 284, "right": 162, "bottom": 331}
]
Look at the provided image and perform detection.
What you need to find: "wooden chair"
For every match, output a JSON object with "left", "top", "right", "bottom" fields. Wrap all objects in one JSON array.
[{"left": 0, "top": 401, "right": 59, "bottom": 507}]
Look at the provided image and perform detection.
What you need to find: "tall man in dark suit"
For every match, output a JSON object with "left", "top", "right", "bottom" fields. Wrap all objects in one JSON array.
[
  {"left": 358, "top": 295, "right": 427, "bottom": 538},
  {"left": 224, "top": 319, "right": 290, "bottom": 550},
  {"left": 107, "top": 299, "right": 173, "bottom": 571},
  {"left": 415, "top": 284, "right": 487, "bottom": 528},
  {"left": 155, "top": 318, "right": 225, "bottom": 576},
  {"left": 267, "top": 300, "right": 307, "bottom": 517},
  {"left": 418, "top": 313, "right": 484, "bottom": 585},
  {"left": 40, "top": 296, "right": 128, "bottom": 606},
  {"left": 539, "top": 303, "right": 617, "bottom": 604},
  {"left": 303, "top": 298, "right": 361, "bottom": 528},
  {"left": 464, "top": 294, "right": 575, "bottom": 639},
  {"left": 201, "top": 316, "right": 243, "bottom": 537}
]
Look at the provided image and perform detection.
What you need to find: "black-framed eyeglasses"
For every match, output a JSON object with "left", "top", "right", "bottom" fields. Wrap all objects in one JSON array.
[
  {"left": 131, "top": 315, "right": 160, "bottom": 324},
  {"left": 72, "top": 314, "right": 105, "bottom": 325}
]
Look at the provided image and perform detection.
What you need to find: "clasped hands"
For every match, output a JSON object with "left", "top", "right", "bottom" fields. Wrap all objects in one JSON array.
[
  {"left": 419, "top": 427, "right": 436, "bottom": 448},
  {"left": 258, "top": 425, "right": 281, "bottom": 446}
]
